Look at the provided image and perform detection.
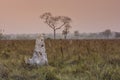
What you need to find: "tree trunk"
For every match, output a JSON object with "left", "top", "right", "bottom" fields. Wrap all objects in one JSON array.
[
  {"left": 64, "top": 34, "right": 67, "bottom": 39},
  {"left": 54, "top": 29, "right": 56, "bottom": 39}
]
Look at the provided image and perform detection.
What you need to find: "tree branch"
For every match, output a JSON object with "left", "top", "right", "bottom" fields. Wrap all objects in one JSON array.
[
  {"left": 55, "top": 23, "right": 66, "bottom": 30},
  {"left": 46, "top": 20, "right": 54, "bottom": 29}
]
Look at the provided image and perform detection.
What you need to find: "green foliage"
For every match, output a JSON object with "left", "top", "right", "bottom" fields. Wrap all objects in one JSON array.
[{"left": 0, "top": 39, "right": 120, "bottom": 80}]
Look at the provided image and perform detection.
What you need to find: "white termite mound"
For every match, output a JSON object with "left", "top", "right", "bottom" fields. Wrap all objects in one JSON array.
[{"left": 25, "top": 34, "right": 48, "bottom": 66}]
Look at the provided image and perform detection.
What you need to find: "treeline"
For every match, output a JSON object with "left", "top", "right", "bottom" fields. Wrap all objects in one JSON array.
[{"left": 0, "top": 30, "right": 120, "bottom": 40}]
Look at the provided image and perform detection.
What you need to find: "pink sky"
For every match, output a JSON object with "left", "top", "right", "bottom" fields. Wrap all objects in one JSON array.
[{"left": 0, "top": 0, "right": 120, "bottom": 34}]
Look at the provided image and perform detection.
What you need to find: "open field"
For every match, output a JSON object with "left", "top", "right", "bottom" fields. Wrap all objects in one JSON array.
[{"left": 0, "top": 39, "right": 120, "bottom": 80}]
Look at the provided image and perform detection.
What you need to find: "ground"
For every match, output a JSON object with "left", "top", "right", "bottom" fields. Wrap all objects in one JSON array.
[{"left": 0, "top": 39, "right": 120, "bottom": 80}]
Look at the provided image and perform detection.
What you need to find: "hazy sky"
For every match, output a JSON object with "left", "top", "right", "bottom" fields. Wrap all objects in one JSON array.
[{"left": 0, "top": 0, "right": 120, "bottom": 34}]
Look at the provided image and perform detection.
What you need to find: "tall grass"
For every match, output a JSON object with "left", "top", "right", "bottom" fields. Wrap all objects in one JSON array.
[{"left": 0, "top": 39, "right": 120, "bottom": 80}]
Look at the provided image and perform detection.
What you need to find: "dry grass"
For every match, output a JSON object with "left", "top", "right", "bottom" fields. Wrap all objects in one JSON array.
[{"left": 0, "top": 39, "right": 120, "bottom": 80}]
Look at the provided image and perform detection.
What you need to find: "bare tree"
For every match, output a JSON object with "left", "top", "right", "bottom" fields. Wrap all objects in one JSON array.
[
  {"left": 74, "top": 30, "right": 79, "bottom": 39},
  {"left": 40, "top": 12, "right": 71, "bottom": 39},
  {"left": 115, "top": 32, "right": 120, "bottom": 38},
  {"left": 62, "top": 24, "right": 71, "bottom": 39},
  {"left": 102, "top": 29, "right": 112, "bottom": 38}
]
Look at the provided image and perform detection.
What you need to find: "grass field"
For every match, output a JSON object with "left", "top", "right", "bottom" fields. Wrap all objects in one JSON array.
[{"left": 0, "top": 39, "right": 120, "bottom": 80}]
